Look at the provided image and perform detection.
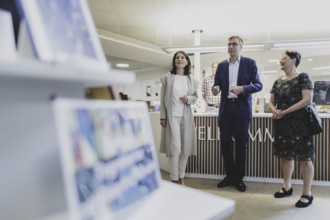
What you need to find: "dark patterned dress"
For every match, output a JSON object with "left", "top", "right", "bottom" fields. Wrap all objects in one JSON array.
[{"left": 270, "top": 72, "right": 315, "bottom": 161}]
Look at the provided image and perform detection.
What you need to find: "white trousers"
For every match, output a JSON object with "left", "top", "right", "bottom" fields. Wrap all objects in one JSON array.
[{"left": 169, "top": 116, "right": 189, "bottom": 181}]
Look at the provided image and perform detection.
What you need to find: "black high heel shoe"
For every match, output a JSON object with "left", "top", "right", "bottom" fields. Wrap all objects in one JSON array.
[{"left": 274, "top": 187, "right": 293, "bottom": 198}]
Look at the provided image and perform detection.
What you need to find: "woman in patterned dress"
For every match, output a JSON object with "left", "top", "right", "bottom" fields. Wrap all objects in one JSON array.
[{"left": 269, "top": 51, "right": 315, "bottom": 208}]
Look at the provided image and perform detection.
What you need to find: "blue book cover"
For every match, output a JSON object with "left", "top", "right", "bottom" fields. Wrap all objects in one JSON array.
[
  {"left": 16, "top": 0, "right": 107, "bottom": 69},
  {"left": 54, "top": 99, "right": 161, "bottom": 220}
]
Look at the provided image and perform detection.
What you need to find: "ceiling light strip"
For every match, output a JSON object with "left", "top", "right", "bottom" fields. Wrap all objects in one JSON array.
[
  {"left": 163, "top": 39, "right": 330, "bottom": 54},
  {"left": 313, "top": 66, "right": 330, "bottom": 70},
  {"left": 162, "top": 44, "right": 264, "bottom": 54}
]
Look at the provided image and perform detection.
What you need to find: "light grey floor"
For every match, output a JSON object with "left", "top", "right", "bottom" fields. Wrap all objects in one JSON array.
[{"left": 161, "top": 170, "right": 330, "bottom": 220}]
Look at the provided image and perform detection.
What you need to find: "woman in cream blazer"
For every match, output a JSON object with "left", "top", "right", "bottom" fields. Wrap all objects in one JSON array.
[{"left": 159, "top": 50, "right": 199, "bottom": 185}]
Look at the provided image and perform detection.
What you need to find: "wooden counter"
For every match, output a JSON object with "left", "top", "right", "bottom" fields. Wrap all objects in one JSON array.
[{"left": 150, "top": 112, "right": 330, "bottom": 185}]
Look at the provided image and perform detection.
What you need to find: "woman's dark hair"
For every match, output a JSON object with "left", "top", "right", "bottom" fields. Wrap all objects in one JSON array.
[
  {"left": 170, "top": 50, "right": 191, "bottom": 75},
  {"left": 285, "top": 50, "right": 301, "bottom": 67}
]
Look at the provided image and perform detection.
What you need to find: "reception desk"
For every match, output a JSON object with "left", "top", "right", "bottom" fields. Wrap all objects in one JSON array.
[{"left": 150, "top": 112, "right": 330, "bottom": 185}]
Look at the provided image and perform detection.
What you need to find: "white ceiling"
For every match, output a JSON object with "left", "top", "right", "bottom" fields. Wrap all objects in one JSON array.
[{"left": 87, "top": 0, "right": 330, "bottom": 77}]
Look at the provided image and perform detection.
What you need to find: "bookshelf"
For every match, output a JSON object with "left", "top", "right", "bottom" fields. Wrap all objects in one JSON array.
[
  {"left": 0, "top": 59, "right": 135, "bottom": 86},
  {"left": 0, "top": 3, "right": 234, "bottom": 218},
  {"left": 0, "top": 59, "right": 135, "bottom": 220}
]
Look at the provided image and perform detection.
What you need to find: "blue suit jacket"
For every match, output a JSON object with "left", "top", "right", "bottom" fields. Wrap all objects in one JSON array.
[{"left": 213, "top": 56, "right": 263, "bottom": 119}]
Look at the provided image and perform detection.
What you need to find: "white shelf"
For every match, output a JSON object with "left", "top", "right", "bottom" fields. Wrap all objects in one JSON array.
[
  {"left": 0, "top": 57, "right": 136, "bottom": 220},
  {"left": 38, "top": 180, "right": 234, "bottom": 220},
  {"left": 0, "top": 58, "right": 135, "bottom": 86}
]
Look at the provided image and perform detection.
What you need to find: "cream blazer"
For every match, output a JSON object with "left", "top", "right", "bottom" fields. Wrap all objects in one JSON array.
[{"left": 159, "top": 72, "right": 199, "bottom": 157}]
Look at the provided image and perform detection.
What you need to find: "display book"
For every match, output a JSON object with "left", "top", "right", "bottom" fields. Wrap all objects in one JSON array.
[
  {"left": 15, "top": 0, "right": 109, "bottom": 73},
  {"left": 53, "top": 99, "right": 160, "bottom": 220},
  {"left": 53, "top": 98, "right": 235, "bottom": 220},
  {"left": 0, "top": 9, "right": 17, "bottom": 61},
  {"left": 85, "top": 86, "right": 120, "bottom": 100},
  {"left": 15, "top": 0, "right": 122, "bottom": 100}
]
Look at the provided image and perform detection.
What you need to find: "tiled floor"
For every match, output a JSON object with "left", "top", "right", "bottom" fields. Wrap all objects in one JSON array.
[{"left": 161, "top": 170, "right": 330, "bottom": 220}]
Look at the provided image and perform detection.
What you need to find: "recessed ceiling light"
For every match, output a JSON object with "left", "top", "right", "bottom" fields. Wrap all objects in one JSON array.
[{"left": 116, "top": 63, "right": 130, "bottom": 68}]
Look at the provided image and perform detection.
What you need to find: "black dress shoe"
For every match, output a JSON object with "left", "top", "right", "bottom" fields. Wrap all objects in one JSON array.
[
  {"left": 235, "top": 180, "right": 246, "bottom": 192},
  {"left": 295, "top": 195, "right": 313, "bottom": 208},
  {"left": 217, "top": 176, "right": 233, "bottom": 188},
  {"left": 274, "top": 187, "right": 293, "bottom": 198}
]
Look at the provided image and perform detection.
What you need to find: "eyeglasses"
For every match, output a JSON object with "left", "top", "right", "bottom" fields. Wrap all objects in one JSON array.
[{"left": 227, "top": 42, "right": 241, "bottom": 47}]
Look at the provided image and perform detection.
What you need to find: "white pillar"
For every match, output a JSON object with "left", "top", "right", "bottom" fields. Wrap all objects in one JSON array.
[{"left": 192, "top": 29, "right": 202, "bottom": 81}]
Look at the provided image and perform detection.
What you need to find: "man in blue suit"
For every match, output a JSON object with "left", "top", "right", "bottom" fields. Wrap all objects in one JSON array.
[{"left": 212, "top": 35, "right": 262, "bottom": 192}]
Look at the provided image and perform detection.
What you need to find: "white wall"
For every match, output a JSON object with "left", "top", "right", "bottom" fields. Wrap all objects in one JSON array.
[{"left": 116, "top": 67, "right": 168, "bottom": 101}]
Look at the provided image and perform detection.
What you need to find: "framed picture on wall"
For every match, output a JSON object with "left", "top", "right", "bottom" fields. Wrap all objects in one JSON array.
[
  {"left": 15, "top": 0, "right": 108, "bottom": 71},
  {"left": 313, "top": 81, "right": 330, "bottom": 105},
  {"left": 142, "top": 80, "right": 160, "bottom": 101}
]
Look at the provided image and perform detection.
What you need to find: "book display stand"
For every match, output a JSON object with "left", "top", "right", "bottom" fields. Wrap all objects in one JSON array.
[
  {"left": 0, "top": 1, "right": 234, "bottom": 220},
  {"left": 53, "top": 98, "right": 235, "bottom": 220}
]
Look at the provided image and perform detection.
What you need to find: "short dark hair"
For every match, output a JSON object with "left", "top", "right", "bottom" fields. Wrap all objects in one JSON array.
[
  {"left": 228, "top": 35, "right": 244, "bottom": 45},
  {"left": 170, "top": 50, "right": 192, "bottom": 75},
  {"left": 285, "top": 50, "right": 301, "bottom": 67}
]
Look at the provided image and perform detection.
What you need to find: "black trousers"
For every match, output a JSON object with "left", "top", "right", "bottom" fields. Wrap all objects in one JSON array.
[{"left": 219, "top": 102, "right": 250, "bottom": 181}]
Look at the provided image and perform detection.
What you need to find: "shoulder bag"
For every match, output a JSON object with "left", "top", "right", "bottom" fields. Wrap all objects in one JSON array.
[{"left": 305, "top": 105, "right": 323, "bottom": 135}]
